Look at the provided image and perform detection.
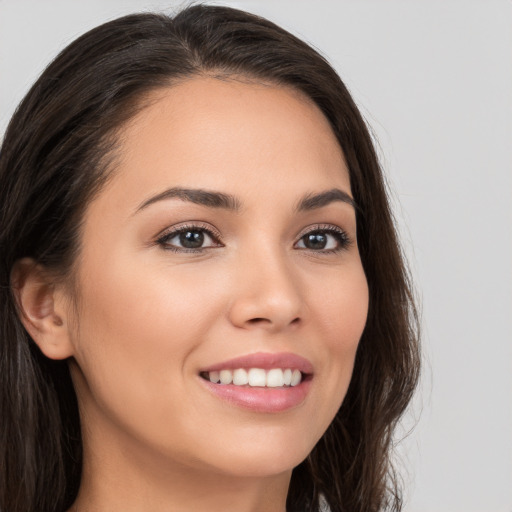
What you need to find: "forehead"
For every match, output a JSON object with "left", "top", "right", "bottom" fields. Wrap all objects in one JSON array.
[{"left": 99, "top": 77, "right": 351, "bottom": 211}]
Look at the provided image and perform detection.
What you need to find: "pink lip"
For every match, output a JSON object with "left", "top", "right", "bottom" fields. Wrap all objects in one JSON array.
[
  {"left": 198, "top": 352, "right": 314, "bottom": 413},
  {"left": 200, "top": 379, "right": 312, "bottom": 413},
  {"left": 199, "top": 352, "right": 314, "bottom": 373}
]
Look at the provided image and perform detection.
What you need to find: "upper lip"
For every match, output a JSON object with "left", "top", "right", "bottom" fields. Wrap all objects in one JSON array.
[{"left": 199, "top": 352, "right": 314, "bottom": 374}]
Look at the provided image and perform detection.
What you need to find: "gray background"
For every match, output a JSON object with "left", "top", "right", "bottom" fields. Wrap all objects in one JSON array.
[{"left": 1, "top": 1, "right": 511, "bottom": 511}]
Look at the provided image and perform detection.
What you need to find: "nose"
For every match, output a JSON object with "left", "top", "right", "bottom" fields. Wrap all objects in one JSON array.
[{"left": 227, "top": 245, "right": 305, "bottom": 332}]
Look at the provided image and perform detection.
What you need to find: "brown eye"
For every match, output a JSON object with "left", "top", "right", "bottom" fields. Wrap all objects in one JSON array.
[
  {"left": 302, "top": 232, "right": 329, "bottom": 250},
  {"left": 178, "top": 230, "right": 205, "bottom": 249},
  {"left": 295, "top": 228, "right": 350, "bottom": 252},
  {"left": 157, "top": 226, "right": 221, "bottom": 251}
]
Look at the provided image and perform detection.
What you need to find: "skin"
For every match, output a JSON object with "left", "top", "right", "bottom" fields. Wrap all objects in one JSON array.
[{"left": 16, "top": 77, "right": 369, "bottom": 512}]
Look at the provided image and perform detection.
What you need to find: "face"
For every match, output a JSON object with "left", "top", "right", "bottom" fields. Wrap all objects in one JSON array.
[{"left": 66, "top": 77, "right": 369, "bottom": 479}]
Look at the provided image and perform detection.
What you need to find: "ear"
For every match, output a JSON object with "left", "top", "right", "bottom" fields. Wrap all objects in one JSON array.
[{"left": 11, "top": 258, "right": 74, "bottom": 360}]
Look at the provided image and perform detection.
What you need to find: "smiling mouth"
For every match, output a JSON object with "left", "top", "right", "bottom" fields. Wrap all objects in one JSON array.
[
  {"left": 199, "top": 353, "right": 314, "bottom": 412},
  {"left": 200, "top": 368, "right": 308, "bottom": 388}
]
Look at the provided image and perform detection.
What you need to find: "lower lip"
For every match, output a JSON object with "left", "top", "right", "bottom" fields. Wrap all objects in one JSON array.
[{"left": 200, "top": 378, "right": 312, "bottom": 413}]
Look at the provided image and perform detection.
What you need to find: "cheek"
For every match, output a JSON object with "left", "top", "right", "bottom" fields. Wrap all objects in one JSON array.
[
  {"left": 68, "top": 255, "right": 237, "bottom": 462},
  {"left": 75, "top": 267, "right": 204, "bottom": 374},
  {"left": 70, "top": 248, "right": 243, "bottom": 401},
  {"left": 69, "top": 256, "right": 216, "bottom": 413},
  {"left": 311, "top": 265, "right": 368, "bottom": 409},
  {"left": 316, "top": 263, "right": 368, "bottom": 349}
]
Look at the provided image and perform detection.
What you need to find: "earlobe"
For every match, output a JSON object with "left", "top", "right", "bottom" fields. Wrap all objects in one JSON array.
[{"left": 11, "top": 258, "right": 74, "bottom": 360}]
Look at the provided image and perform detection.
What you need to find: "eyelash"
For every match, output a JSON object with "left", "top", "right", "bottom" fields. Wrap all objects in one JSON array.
[
  {"left": 155, "top": 223, "right": 352, "bottom": 254},
  {"left": 156, "top": 223, "right": 222, "bottom": 253},
  {"left": 296, "top": 224, "right": 352, "bottom": 253}
]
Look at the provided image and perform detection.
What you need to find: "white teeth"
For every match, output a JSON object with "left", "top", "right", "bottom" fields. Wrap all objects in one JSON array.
[
  {"left": 248, "top": 368, "right": 267, "bottom": 387},
  {"left": 209, "top": 370, "right": 220, "bottom": 383},
  {"left": 266, "top": 368, "right": 284, "bottom": 387},
  {"left": 219, "top": 370, "right": 233, "bottom": 385},
  {"left": 233, "top": 368, "right": 249, "bottom": 385},
  {"left": 206, "top": 368, "right": 303, "bottom": 387},
  {"left": 290, "top": 369, "right": 302, "bottom": 387}
]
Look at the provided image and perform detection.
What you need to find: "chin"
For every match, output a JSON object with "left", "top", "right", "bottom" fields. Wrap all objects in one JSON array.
[
  {"left": 213, "top": 451, "right": 307, "bottom": 479},
  {"left": 191, "top": 428, "right": 317, "bottom": 479}
]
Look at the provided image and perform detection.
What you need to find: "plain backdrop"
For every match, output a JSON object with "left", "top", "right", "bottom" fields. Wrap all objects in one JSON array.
[{"left": 1, "top": 1, "right": 511, "bottom": 511}]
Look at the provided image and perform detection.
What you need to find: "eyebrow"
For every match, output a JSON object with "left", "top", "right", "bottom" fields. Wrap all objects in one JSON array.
[
  {"left": 295, "top": 188, "right": 357, "bottom": 212},
  {"left": 135, "top": 186, "right": 357, "bottom": 214},
  {"left": 136, "top": 187, "right": 242, "bottom": 213}
]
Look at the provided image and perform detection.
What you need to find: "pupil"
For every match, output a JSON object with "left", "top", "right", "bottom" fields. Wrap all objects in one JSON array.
[
  {"left": 305, "top": 232, "right": 327, "bottom": 249},
  {"left": 180, "top": 231, "right": 204, "bottom": 248}
]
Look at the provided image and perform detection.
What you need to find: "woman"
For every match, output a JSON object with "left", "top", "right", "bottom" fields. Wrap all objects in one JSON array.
[{"left": 0, "top": 5, "right": 420, "bottom": 512}]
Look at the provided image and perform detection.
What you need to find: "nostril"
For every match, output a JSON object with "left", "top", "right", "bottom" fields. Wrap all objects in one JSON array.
[
  {"left": 247, "top": 317, "right": 270, "bottom": 324},
  {"left": 243, "top": 317, "right": 301, "bottom": 332}
]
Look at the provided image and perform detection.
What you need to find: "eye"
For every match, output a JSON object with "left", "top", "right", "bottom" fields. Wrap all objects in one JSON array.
[
  {"left": 156, "top": 224, "right": 222, "bottom": 252},
  {"left": 295, "top": 226, "right": 351, "bottom": 252}
]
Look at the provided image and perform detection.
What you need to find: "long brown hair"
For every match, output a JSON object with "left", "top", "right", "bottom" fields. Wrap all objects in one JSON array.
[{"left": 0, "top": 5, "right": 420, "bottom": 511}]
